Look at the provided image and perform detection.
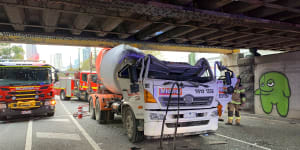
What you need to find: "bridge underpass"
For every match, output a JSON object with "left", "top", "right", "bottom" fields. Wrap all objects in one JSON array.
[
  {"left": 0, "top": 0, "right": 300, "bottom": 52},
  {"left": 1, "top": 1, "right": 300, "bottom": 150}
]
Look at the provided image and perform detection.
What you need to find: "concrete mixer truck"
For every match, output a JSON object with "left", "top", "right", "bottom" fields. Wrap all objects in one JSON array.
[{"left": 88, "top": 45, "right": 237, "bottom": 142}]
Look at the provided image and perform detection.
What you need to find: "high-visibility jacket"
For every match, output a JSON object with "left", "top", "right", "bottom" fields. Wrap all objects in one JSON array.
[{"left": 231, "top": 86, "right": 246, "bottom": 105}]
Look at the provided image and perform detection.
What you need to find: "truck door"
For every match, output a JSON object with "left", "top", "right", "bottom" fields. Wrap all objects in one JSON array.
[{"left": 80, "top": 73, "right": 88, "bottom": 90}]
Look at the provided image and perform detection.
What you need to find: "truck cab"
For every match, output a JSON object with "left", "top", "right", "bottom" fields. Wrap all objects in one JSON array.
[
  {"left": 0, "top": 60, "right": 57, "bottom": 120},
  {"left": 73, "top": 71, "right": 97, "bottom": 100},
  {"left": 89, "top": 45, "right": 236, "bottom": 143},
  {"left": 117, "top": 54, "right": 236, "bottom": 139}
]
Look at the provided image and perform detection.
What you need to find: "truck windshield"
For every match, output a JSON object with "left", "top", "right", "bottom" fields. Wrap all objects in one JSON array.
[{"left": 0, "top": 67, "right": 52, "bottom": 86}]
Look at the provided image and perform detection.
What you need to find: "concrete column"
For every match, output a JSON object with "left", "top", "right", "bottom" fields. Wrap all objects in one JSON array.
[{"left": 221, "top": 53, "right": 255, "bottom": 112}]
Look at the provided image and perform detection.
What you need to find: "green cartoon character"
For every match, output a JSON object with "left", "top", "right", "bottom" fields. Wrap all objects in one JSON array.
[{"left": 255, "top": 72, "right": 291, "bottom": 117}]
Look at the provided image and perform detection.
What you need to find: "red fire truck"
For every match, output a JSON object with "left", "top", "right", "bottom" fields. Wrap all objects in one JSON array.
[
  {"left": 55, "top": 71, "right": 97, "bottom": 101},
  {"left": 0, "top": 60, "right": 58, "bottom": 120}
]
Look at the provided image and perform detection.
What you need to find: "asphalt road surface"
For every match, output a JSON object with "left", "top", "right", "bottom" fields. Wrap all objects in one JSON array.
[{"left": 1, "top": 96, "right": 300, "bottom": 150}]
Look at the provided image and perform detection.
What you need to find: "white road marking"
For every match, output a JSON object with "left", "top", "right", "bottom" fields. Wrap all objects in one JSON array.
[
  {"left": 43, "top": 118, "right": 70, "bottom": 122},
  {"left": 59, "top": 99, "right": 102, "bottom": 150},
  {"left": 25, "top": 120, "right": 32, "bottom": 150},
  {"left": 36, "top": 132, "right": 81, "bottom": 141},
  {"left": 216, "top": 133, "right": 271, "bottom": 150}
]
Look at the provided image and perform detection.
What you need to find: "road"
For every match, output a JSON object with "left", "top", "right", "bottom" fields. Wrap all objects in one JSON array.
[{"left": 1, "top": 96, "right": 300, "bottom": 150}]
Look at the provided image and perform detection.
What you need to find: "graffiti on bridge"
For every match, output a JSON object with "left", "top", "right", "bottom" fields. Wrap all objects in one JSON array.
[{"left": 255, "top": 72, "right": 291, "bottom": 117}]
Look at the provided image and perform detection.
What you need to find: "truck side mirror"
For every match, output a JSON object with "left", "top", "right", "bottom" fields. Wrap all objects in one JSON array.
[
  {"left": 225, "top": 71, "right": 231, "bottom": 85},
  {"left": 92, "top": 76, "right": 97, "bottom": 83},
  {"left": 128, "top": 65, "right": 139, "bottom": 93},
  {"left": 129, "top": 65, "right": 138, "bottom": 83},
  {"left": 54, "top": 72, "right": 59, "bottom": 83}
]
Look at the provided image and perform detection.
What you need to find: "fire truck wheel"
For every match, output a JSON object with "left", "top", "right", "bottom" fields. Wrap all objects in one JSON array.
[
  {"left": 60, "top": 90, "right": 67, "bottom": 100},
  {"left": 89, "top": 98, "right": 96, "bottom": 120},
  {"left": 84, "top": 92, "right": 89, "bottom": 101},
  {"left": 95, "top": 99, "right": 107, "bottom": 124},
  {"left": 47, "top": 112, "right": 55, "bottom": 117},
  {"left": 124, "top": 108, "right": 144, "bottom": 143}
]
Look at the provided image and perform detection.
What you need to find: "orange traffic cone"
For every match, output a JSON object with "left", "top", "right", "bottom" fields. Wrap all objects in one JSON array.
[{"left": 78, "top": 106, "right": 83, "bottom": 119}]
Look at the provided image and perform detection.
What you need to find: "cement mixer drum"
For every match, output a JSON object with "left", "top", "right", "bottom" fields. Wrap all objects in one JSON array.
[{"left": 99, "top": 44, "right": 144, "bottom": 94}]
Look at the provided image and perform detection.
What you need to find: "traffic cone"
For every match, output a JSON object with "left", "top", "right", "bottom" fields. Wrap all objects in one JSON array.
[{"left": 78, "top": 106, "right": 83, "bottom": 119}]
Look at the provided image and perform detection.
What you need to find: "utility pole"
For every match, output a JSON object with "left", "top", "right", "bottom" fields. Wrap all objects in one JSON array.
[
  {"left": 90, "top": 48, "right": 93, "bottom": 73},
  {"left": 78, "top": 48, "right": 80, "bottom": 72},
  {"left": 69, "top": 56, "right": 72, "bottom": 70},
  {"left": 94, "top": 47, "right": 97, "bottom": 64}
]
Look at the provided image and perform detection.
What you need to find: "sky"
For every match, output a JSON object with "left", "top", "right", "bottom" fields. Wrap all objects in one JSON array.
[
  {"left": 10, "top": 43, "right": 283, "bottom": 71},
  {"left": 14, "top": 43, "right": 221, "bottom": 68}
]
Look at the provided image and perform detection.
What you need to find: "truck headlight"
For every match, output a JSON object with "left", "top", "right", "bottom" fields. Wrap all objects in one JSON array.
[
  {"left": 150, "top": 113, "right": 164, "bottom": 120},
  {"left": 47, "top": 92, "right": 53, "bottom": 96},
  {"left": 35, "top": 95, "right": 39, "bottom": 99},
  {"left": 210, "top": 110, "right": 219, "bottom": 117},
  {"left": 12, "top": 96, "right": 16, "bottom": 100},
  {"left": 45, "top": 100, "right": 56, "bottom": 106},
  {"left": 0, "top": 103, "right": 6, "bottom": 109}
]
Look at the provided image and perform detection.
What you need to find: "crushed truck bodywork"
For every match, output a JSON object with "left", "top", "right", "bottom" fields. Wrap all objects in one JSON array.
[{"left": 88, "top": 44, "right": 237, "bottom": 143}]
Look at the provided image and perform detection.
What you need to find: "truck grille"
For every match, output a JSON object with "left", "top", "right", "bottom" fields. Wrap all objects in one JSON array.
[
  {"left": 166, "top": 120, "right": 209, "bottom": 128},
  {"left": 8, "top": 91, "right": 41, "bottom": 100},
  {"left": 160, "top": 96, "right": 213, "bottom": 107}
]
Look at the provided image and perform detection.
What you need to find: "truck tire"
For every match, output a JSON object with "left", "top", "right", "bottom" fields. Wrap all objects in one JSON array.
[
  {"left": 84, "top": 92, "right": 89, "bottom": 101},
  {"left": 95, "top": 99, "right": 107, "bottom": 124},
  {"left": 47, "top": 112, "right": 55, "bottom": 117},
  {"left": 124, "top": 108, "right": 144, "bottom": 143},
  {"left": 60, "top": 90, "right": 70, "bottom": 100},
  {"left": 89, "top": 97, "right": 96, "bottom": 120}
]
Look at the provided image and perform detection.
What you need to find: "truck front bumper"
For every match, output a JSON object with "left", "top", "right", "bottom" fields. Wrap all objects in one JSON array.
[
  {"left": 144, "top": 108, "right": 218, "bottom": 137},
  {"left": 0, "top": 105, "right": 55, "bottom": 118}
]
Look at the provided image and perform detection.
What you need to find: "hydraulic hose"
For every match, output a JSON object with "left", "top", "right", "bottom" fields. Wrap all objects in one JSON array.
[{"left": 159, "top": 82, "right": 181, "bottom": 150}]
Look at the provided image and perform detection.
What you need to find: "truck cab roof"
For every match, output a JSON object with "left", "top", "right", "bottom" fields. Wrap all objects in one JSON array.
[{"left": 0, "top": 60, "right": 51, "bottom": 67}]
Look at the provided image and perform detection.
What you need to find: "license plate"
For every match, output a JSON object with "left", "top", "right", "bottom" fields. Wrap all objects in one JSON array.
[
  {"left": 21, "top": 104, "right": 31, "bottom": 107},
  {"left": 21, "top": 110, "right": 32, "bottom": 114},
  {"left": 185, "top": 112, "right": 196, "bottom": 118}
]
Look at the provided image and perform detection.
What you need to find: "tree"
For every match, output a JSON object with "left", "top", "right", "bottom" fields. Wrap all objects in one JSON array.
[
  {"left": 0, "top": 43, "right": 25, "bottom": 59},
  {"left": 80, "top": 59, "right": 91, "bottom": 71}
]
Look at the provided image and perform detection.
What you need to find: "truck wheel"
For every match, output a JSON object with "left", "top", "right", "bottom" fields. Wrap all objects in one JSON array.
[
  {"left": 47, "top": 112, "right": 55, "bottom": 117},
  {"left": 124, "top": 108, "right": 144, "bottom": 143},
  {"left": 60, "top": 90, "right": 66, "bottom": 100},
  {"left": 95, "top": 99, "right": 107, "bottom": 124},
  {"left": 60, "top": 90, "right": 70, "bottom": 100},
  {"left": 89, "top": 97, "right": 96, "bottom": 120},
  {"left": 84, "top": 92, "right": 89, "bottom": 101}
]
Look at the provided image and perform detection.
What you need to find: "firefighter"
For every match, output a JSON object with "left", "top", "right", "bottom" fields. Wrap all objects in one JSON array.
[{"left": 226, "top": 76, "right": 246, "bottom": 125}]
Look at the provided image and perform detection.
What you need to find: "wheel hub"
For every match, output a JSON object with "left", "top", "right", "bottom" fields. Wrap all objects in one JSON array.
[{"left": 126, "top": 114, "right": 133, "bottom": 138}]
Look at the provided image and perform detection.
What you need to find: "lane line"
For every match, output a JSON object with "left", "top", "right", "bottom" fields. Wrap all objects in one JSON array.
[
  {"left": 59, "top": 99, "right": 102, "bottom": 150},
  {"left": 42, "top": 118, "right": 70, "bottom": 122},
  {"left": 36, "top": 132, "right": 81, "bottom": 141},
  {"left": 25, "top": 120, "right": 32, "bottom": 150},
  {"left": 216, "top": 133, "right": 271, "bottom": 150}
]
